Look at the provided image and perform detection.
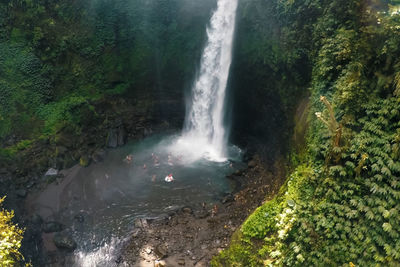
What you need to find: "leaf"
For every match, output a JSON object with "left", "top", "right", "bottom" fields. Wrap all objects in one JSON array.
[{"left": 382, "top": 222, "right": 392, "bottom": 232}]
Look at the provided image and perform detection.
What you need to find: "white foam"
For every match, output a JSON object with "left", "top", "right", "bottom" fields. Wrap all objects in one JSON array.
[
  {"left": 73, "top": 237, "right": 122, "bottom": 267},
  {"left": 183, "top": 0, "right": 239, "bottom": 160}
]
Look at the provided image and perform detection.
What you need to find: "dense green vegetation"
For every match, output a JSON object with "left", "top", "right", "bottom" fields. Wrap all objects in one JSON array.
[
  {"left": 2, "top": 0, "right": 400, "bottom": 265},
  {"left": 0, "top": 0, "right": 215, "bottom": 155},
  {"left": 213, "top": 0, "right": 400, "bottom": 266}
]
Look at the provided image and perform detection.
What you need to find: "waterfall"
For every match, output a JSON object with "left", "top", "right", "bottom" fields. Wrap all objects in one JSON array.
[{"left": 180, "top": 0, "right": 238, "bottom": 161}]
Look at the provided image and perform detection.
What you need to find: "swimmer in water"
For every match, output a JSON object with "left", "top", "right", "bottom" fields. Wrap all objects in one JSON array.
[
  {"left": 167, "top": 155, "right": 173, "bottom": 166},
  {"left": 154, "top": 156, "right": 160, "bottom": 166},
  {"left": 124, "top": 154, "right": 133, "bottom": 163},
  {"left": 165, "top": 173, "right": 174, "bottom": 182}
]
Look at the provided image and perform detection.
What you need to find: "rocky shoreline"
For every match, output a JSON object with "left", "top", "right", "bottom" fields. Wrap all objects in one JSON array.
[
  {"left": 119, "top": 155, "right": 286, "bottom": 266},
  {"left": 0, "top": 96, "right": 181, "bottom": 266},
  {"left": 0, "top": 98, "right": 287, "bottom": 266}
]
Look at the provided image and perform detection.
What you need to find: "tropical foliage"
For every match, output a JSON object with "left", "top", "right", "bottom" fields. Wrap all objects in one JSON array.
[
  {"left": 0, "top": 0, "right": 215, "bottom": 144},
  {"left": 0, "top": 197, "right": 25, "bottom": 266},
  {"left": 213, "top": 0, "right": 400, "bottom": 266}
]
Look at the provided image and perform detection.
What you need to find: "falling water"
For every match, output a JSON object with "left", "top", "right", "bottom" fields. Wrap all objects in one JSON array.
[
  {"left": 180, "top": 0, "right": 239, "bottom": 161},
  {"left": 51, "top": 1, "right": 240, "bottom": 265}
]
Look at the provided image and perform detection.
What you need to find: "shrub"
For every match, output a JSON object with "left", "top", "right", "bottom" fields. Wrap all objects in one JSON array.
[{"left": 0, "top": 197, "right": 25, "bottom": 266}]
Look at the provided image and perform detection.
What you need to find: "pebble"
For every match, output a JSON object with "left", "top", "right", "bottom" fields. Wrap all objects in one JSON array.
[
  {"left": 155, "top": 260, "right": 166, "bottom": 267},
  {"left": 185, "top": 233, "right": 193, "bottom": 239},
  {"left": 247, "top": 160, "right": 257, "bottom": 168},
  {"left": 155, "top": 244, "right": 168, "bottom": 258},
  {"left": 145, "top": 247, "right": 152, "bottom": 254},
  {"left": 182, "top": 207, "right": 192, "bottom": 214}
]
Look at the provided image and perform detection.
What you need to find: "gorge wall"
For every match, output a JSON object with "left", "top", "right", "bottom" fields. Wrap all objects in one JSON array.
[{"left": 0, "top": 0, "right": 304, "bottom": 173}]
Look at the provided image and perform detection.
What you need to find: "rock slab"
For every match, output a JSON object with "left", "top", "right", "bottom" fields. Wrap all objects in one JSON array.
[{"left": 53, "top": 232, "right": 77, "bottom": 251}]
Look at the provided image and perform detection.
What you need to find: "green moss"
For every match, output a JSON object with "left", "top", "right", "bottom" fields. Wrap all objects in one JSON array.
[{"left": 241, "top": 198, "right": 281, "bottom": 239}]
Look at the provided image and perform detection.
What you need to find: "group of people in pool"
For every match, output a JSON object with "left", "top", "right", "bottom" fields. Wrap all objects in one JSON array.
[{"left": 124, "top": 152, "right": 178, "bottom": 182}]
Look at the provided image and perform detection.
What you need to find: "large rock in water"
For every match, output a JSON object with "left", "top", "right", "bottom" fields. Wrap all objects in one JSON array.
[
  {"left": 117, "top": 126, "right": 126, "bottom": 146},
  {"left": 107, "top": 129, "right": 118, "bottom": 148},
  {"left": 53, "top": 232, "right": 77, "bottom": 251},
  {"left": 42, "top": 221, "right": 64, "bottom": 233},
  {"left": 45, "top": 168, "right": 58, "bottom": 176},
  {"left": 107, "top": 126, "right": 126, "bottom": 148}
]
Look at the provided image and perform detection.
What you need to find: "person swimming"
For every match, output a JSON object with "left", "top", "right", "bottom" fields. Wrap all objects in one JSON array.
[
  {"left": 152, "top": 153, "right": 160, "bottom": 167},
  {"left": 124, "top": 154, "right": 133, "bottom": 163},
  {"left": 165, "top": 173, "right": 174, "bottom": 182},
  {"left": 167, "top": 154, "right": 173, "bottom": 166}
]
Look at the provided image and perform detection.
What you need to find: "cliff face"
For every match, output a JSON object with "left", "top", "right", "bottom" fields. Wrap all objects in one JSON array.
[
  {"left": 0, "top": 0, "right": 216, "bottom": 142},
  {"left": 214, "top": 1, "right": 400, "bottom": 266},
  {"left": 1, "top": 0, "right": 304, "bottom": 174},
  {"left": 0, "top": 0, "right": 217, "bottom": 172},
  {"left": 229, "top": 0, "right": 311, "bottom": 161}
]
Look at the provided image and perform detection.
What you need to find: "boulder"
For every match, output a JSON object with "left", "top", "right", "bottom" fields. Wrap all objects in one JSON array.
[
  {"left": 107, "top": 126, "right": 126, "bottom": 148},
  {"left": 63, "top": 156, "right": 76, "bottom": 169},
  {"left": 234, "top": 169, "right": 244, "bottom": 176},
  {"left": 106, "top": 129, "right": 118, "bottom": 148},
  {"left": 194, "top": 210, "right": 209, "bottom": 219},
  {"left": 221, "top": 194, "right": 234, "bottom": 204},
  {"left": 92, "top": 149, "right": 106, "bottom": 163},
  {"left": 154, "top": 244, "right": 168, "bottom": 259},
  {"left": 42, "top": 221, "right": 64, "bottom": 233},
  {"left": 247, "top": 160, "right": 257, "bottom": 168},
  {"left": 31, "top": 214, "right": 43, "bottom": 225},
  {"left": 55, "top": 146, "right": 68, "bottom": 157},
  {"left": 74, "top": 214, "right": 84, "bottom": 223},
  {"left": 45, "top": 168, "right": 58, "bottom": 176},
  {"left": 144, "top": 127, "right": 153, "bottom": 137},
  {"left": 15, "top": 189, "right": 27, "bottom": 198},
  {"left": 45, "top": 175, "right": 57, "bottom": 184},
  {"left": 117, "top": 127, "right": 126, "bottom": 146},
  {"left": 134, "top": 218, "right": 149, "bottom": 229},
  {"left": 26, "top": 180, "right": 35, "bottom": 189},
  {"left": 182, "top": 206, "right": 193, "bottom": 214},
  {"left": 53, "top": 232, "right": 77, "bottom": 251}
]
